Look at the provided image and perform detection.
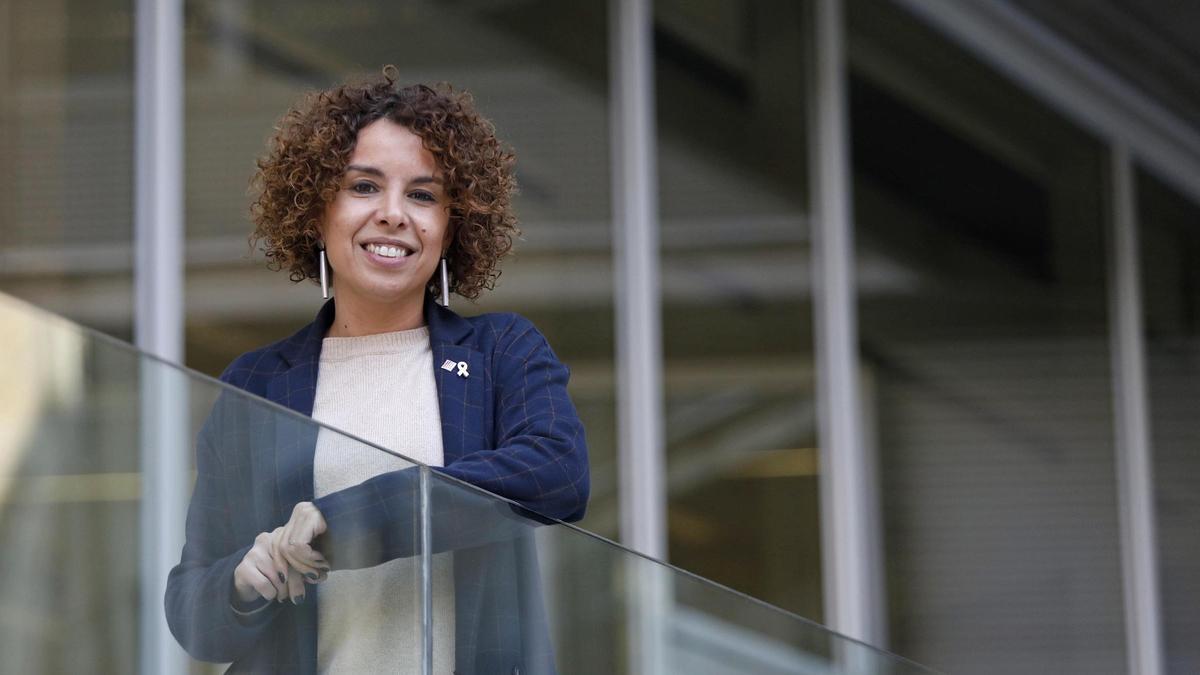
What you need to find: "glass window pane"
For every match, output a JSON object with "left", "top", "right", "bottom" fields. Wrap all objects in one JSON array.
[
  {"left": 0, "top": 0, "right": 134, "bottom": 340},
  {"left": 850, "top": 0, "right": 1124, "bottom": 672},
  {"left": 656, "top": 0, "right": 821, "bottom": 622}
]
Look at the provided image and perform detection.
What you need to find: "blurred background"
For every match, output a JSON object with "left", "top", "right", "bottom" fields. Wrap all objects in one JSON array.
[{"left": 0, "top": 0, "right": 1197, "bottom": 673}]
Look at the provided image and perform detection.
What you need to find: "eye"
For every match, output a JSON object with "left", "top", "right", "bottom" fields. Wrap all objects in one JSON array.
[
  {"left": 409, "top": 190, "right": 437, "bottom": 203},
  {"left": 351, "top": 181, "right": 378, "bottom": 194}
]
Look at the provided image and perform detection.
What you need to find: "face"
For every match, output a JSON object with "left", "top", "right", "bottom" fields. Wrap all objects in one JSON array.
[{"left": 320, "top": 119, "right": 451, "bottom": 313}]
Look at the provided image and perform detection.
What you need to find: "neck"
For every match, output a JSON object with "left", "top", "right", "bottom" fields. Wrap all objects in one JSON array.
[{"left": 326, "top": 291, "right": 426, "bottom": 338}]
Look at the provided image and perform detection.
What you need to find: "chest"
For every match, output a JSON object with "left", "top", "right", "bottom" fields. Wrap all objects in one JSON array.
[{"left": 251, "top": 342, "right": 493, "bottom": 528}]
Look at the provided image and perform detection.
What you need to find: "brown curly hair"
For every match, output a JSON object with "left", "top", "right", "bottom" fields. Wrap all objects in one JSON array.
[{"left": 249, "top": 67, "right": 519, "bottom": 300}]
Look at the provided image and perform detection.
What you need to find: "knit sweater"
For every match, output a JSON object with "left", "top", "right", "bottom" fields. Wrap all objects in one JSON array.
[{"left": 311, "top": 326, "right": 454, "bottom": 673}]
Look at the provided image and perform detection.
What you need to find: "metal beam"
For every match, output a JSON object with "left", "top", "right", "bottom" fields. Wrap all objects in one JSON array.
[
  {"left": 1108, "top": 144, "right": 1165, "bottom": 675},
  {"left": 891, "top": 0, "right": 1200, "bottom": 210},
  {"left": 609, "top": 0, "right": 666, "bottom": 561},
  {"left": 808, "top": 0, "right": 884, "bottom": 647},
  {"left": 135, "top": 0, "right": 187, "bottom": 672},
  {"left": 611, "top": 0, "right": 670, "bottom": 671}
]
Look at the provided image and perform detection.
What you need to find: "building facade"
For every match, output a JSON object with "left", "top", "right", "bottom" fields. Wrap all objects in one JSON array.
[{"left": 1, "top": 1, "right": 1197, "bottom": 673}]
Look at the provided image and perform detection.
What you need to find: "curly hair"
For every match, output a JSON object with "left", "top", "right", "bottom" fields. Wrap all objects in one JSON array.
[{"left": 249, "top": 67, "right": 519, "bottom": 300}]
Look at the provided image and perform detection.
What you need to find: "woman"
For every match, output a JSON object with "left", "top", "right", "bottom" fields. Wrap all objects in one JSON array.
[{"left": 166, "top": 68, "right": 589, "bottom": 674}]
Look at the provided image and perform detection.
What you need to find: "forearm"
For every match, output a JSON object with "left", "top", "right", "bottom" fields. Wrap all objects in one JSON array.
[{"left": 311, "top": 464, "right": 552, "bottom": 569}]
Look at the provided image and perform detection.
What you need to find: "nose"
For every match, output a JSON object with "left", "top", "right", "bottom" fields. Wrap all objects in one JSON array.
[{"left": 376, "top": 188, "right": 406, "bottom": 228}]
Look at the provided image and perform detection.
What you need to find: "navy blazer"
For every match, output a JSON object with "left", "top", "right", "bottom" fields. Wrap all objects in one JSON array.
[{"left": 165, "top": 298, "right": 589, "bottom": 674}]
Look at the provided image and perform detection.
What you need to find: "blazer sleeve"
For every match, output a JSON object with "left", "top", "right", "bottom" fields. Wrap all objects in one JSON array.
[
  {"left": 164, "top": 393, "right": 284, "bottom": 662},
  {"left": 441, "top": 315, "right": 590, "bottom": 521},
  {"left": 312, "top": 316, "right": 590, "bottom": 568}
]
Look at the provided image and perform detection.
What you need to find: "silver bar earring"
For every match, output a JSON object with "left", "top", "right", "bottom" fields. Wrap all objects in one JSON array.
[
  {"left": 439, "top": 257, "right": 450, "bottom": 307},
  {"left": 319, "top": 247, "right": 329, "bottom": 299}
]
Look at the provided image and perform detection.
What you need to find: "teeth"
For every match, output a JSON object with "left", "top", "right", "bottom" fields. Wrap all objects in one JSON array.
[{"left": 367, "top": 243, "right": 411, "bottom": 259}]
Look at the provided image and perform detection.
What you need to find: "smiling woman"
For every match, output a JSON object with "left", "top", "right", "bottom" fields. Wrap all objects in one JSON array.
[
  {"left": 165, "top": 69, "right": 589, "bottom": 674},
  {"left": 248, "top": 73, "right": 519, "bottom": 308},
  {"left": 319, "top": 121, "right": 452, "bottom": 334}
]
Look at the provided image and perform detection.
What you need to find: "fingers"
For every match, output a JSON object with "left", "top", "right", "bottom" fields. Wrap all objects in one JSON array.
[
  {"left": 234, "top": 532, "right": 286, "bottom": 603},
  {"left": 285, "top": 542, "right": 330, "bottom": 581},
  {"left": 268, "top": 527, "right": 290, "bottom": 595},
  {"left": 286, "top": 568, "right": 307, "bottom": 605},
  {"left": 250, "top": 561, "right": 283, "bottom": 602},
  {"left": 233, "top": 555, "right": 278, "bottom": 603},
  {"left": 279, "top": 502, "right": 330, "bottom": 578},
  {"left": 258, "top": 532, "right": 289, "bottom": 600}
]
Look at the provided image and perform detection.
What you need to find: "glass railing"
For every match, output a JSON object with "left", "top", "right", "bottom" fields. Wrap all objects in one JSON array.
[{"left": 0, "top": 292, "right": 934, "bottom": 674}]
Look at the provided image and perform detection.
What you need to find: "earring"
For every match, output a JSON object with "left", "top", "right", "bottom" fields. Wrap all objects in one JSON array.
[
  {"left": 439, "top": 257, "right": 450, "bottom": 308},
  {"left": 319, "top": 247, "right": 330, "bottom": 299}
]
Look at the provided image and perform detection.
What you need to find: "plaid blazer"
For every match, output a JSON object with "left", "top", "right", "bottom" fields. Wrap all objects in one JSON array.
[{"left": 165, "top": 298, "right": 589, "bottom": 674}]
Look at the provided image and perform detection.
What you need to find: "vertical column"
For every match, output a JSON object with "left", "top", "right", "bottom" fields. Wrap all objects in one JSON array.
[
  {"left": 807, "top": 0, "right": 884, "bottom": 646},
  {"left": 610, "top": 0, "right": 670, "bottom": 671},
  {"left": 1108, "top": 144, "right": 1165, "bottom": 675},
  {"left": 609, "top": 0, "right": 665, "bottom": 561},
  {"left": 135, "top": 0, "right": 187, "bottom": 673}
]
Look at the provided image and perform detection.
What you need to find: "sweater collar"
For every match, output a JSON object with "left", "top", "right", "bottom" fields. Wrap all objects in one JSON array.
[{"left": 278, "top": 295, "right": 474, "bottom": 368}]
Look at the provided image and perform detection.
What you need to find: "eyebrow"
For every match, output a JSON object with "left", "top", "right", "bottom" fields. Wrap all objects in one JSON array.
[
  {"left": 345, "top": 164, "right": 384, "bottom": 177},
  {"left": 345, "top": 164, "right": 443, "bottom": 185}
]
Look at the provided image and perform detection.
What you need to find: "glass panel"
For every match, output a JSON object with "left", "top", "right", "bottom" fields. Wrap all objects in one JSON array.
[
  {"left": 426, "top": 469, "right": 935, "bottom": 674},
  {"left": 181, "top": 0, "right": 618, "bottom": 545},
  {"left": 0, "top": 290, "right": 935, "bottom": 673},
  {"left": 0, "top": 293, "right": 423, "bottom": 672},
  {"left": 654, "top": 0, "right": 821, "bottom": 621},
  {"left": 0, "top": 0, "right": 134, "bottom": 340},
  {"left": 849, "top": 0, "right": 1124, "bottom": 672},
  {"left": 1138, "top": 169, "right": 1200, "bottom": 675}
]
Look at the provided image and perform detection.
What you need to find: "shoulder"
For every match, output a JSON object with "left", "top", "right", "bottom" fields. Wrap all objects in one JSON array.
[
  {"left": 216, "top": 332, "right": 298, "bottom": 395},
  {"left": 461, "top": 312, "right": 552, "bottom": 356},
  {"left": 458, "top": 312, "right": 571, "bottom": 390}
]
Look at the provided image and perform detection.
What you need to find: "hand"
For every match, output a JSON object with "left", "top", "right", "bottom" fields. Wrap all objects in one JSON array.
[
  {"left": 272, "top": 501, "right": 330, "bottom": 584},
  {"left": 233, "top": 527, "right": 307, "bottom": 605}
]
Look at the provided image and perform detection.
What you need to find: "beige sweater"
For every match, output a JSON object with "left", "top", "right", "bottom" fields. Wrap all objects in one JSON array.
[{"left": 311, "top": 327, "right": 454, "bottom": 674}]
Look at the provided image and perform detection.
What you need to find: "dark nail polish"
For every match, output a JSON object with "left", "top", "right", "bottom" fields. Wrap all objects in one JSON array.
[
  {"left": 291, "top": 595, "right": 304, "bottom": 605},
  {"left": 305, "top": 572, "right": 318, "bottom": 581},
  {"left": 278, "top": 572, "right": 286, "bottom": 584}
]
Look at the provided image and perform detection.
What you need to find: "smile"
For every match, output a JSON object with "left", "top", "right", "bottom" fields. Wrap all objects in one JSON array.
[{"left": 364, "top": 242, "right": 413, "bottom": 258}]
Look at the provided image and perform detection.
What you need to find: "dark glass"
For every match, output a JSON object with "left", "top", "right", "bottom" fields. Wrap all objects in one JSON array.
[
  {"left": 654, "top": 0, "right": 822, "bottom": 622},
  {"left": 850, "top": 0, "right": 1124, "bottom": 672}
]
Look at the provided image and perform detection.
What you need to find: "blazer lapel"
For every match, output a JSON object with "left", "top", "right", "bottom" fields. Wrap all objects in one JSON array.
[
  {"left": 426, "top": 300, "right": 486, "bottom": 465},
  {"left": 264, "top": 300, "right": 334, "bottom": 509}
]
